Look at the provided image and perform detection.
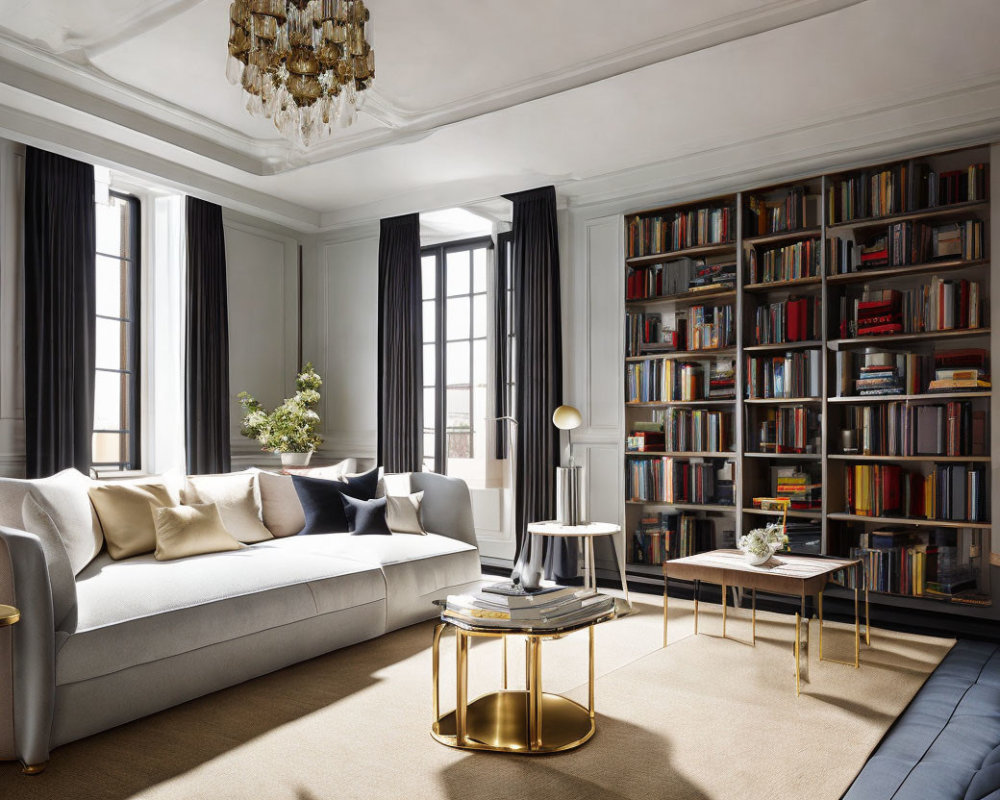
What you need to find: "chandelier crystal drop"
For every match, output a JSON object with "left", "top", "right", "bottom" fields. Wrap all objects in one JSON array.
[{"left": 226, "top": 0, "right": 375, "bottom": 146}]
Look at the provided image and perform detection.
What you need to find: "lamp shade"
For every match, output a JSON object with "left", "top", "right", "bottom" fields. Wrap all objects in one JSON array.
[{"left": 552, "top": 405, "right": 582, "bottom": 431}]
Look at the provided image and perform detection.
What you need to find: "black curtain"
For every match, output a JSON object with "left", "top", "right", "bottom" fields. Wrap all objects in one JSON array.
[
  {"left": 505, "top": 186, "right": 577, "bottom": 582},
  {"left": 23, "top": 147, "right": 96, "bottom": 478},
  {"left": 377, "top": 213, "right": 422, "bottom": 472},
  {"left": 185, "top": 196, "right": 231, "bottom": 475},
  {"left": 493, "top": 230, "right": 512, "bottom": 459}
]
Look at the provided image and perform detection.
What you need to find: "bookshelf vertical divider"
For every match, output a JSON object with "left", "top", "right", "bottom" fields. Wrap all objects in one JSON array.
[{"left": 622, "top": 144, "right": 992, "bottom": 614}]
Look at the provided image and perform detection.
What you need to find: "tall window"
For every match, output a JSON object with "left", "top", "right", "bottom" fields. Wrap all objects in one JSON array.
[
  {"left": 93, "top": 192, "right": 140, "bottom": 471},
  {"left": 422, "top": 237, "right": 492, "bottom": 474}
]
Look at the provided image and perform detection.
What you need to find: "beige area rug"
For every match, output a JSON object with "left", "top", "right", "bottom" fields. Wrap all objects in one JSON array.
[{"left": 0, "top": 597, "right": 953, "bottom": 800}]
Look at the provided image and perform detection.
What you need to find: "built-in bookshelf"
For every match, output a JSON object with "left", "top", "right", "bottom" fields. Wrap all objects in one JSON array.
[{"left": 621, "top": 145, "right": 993, "bottom": 611}]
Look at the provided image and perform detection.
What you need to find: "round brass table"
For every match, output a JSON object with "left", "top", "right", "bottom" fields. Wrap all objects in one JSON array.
[
  {"left": 431, "top": 598, "right": 622, "bottom": 754},
  {"left": 0, "top": 604, "right": 19, "bottom": 627}
]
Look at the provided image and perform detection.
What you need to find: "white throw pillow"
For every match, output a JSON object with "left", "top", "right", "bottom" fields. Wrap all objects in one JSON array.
[
  {"left": 27, "top": 468, "right": 103, "bottom": 575},
  {"left": 385, "top": 491, "right": 426, "bottom": 535},
  {"left": 182, "top": 472, "right": 273, "bottom": 543}
]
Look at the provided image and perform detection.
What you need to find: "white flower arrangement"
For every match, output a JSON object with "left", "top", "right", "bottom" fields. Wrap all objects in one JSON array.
[{"left": 738, "top": 523, "right": 788, "bottom": 560}]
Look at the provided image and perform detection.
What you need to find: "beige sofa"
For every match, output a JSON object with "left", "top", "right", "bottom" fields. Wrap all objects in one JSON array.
[{"left": 0, "top": 467, "right": 481, "bottom": 773}]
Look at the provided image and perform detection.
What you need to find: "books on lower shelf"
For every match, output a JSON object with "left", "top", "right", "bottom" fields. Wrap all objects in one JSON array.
[
  {"left": 745, "top": 350, "right": 822, "bottom": 399},
  {"left": 843, "top": 400, "right": 988, "bottom": 456},
  {"left": 834, "top": 347, "right": 988, "bottom": 397},
  {"left": 747, "top": 238, "right": 819, "bottom": 284},
  {"left": 751, "top": 296, "right": 821, "bottom": 345},
  {"left": 749, "top": 405, "right": 820, "bottom": 454},
  {"left": 845, "top": 528, "right": 977, "bottom": 597},
  {"left": 751, "top": 464, "right": 821, "bottom": 509},
  {"left": 686, "top": 304, "right": 735, "bottom": 350},
  {"left": 625, "top": 258, "right": 737, "bottom": 300},
  {"left": 844, "top": 463, "right": 988, "bottom": 522},
  {"left": 627, "top": 456, "right": 734, "bottom": 505},
  {"left": 838, "top": 278, "right": 982, "bottom": 338},
  {"left": 443, "top": 586, "right": 615, "bottom": 628},
  {"left": 626, "top": 357, "right": 736, "bottom": 403},
  {"left": 629, "top": 512, "right": 716, "bottom": 565}
]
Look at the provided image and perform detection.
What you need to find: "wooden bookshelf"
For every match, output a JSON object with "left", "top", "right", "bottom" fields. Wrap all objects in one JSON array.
[
  {"left": 626, "top": 451, "right": 735, "bottom": 458},
  {"left": 622, "top": 143, "right": 992, "bottom": 610}
]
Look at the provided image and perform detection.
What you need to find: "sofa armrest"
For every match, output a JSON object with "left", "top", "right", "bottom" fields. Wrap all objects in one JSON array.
[{"left": 0, "top": 527, "right": 56, "bottom": 767}]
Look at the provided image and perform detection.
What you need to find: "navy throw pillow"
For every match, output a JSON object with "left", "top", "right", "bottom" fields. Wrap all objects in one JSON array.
[
  {"left": 291, "top": 467, "right": 380, "bottom": 535},
  {"left": 341, "top": 494, "right": 391, "bottom": 535}
]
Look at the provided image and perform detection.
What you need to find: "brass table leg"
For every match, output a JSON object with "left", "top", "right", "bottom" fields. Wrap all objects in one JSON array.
[
  {"left": 751, "top": 588, "right": 756, "bottom": 646},
  {"left": 456, "top": 630, "right": 469, "bottom": 746},
  {"left": 794, "top": 611, "right": 801, "bottom": 696},
  {"left": 527, "top": 637, "right": 543, "bottom": 751},
  {"left": 662, "top": 572, "right": 669, "bottom": 647},
  {"left": 502, "top": 635, "right": 508, "bottom": 689},
  {"left": 432, "top": 623, "right": 445, "bottom": 725},
  {"left": 818, "top": 591, "right": 824, "bottom": 661},
  {"left": 862, "top": 562, "right": 871, "bottom": 647},
  {"left": 854, "top": 583, "right": 860, "bottom": 669},
  {"left": 694, "top": 580, "right": 700, "bottom": 636},
  {"left": 588, "top": 625, "right": 595, "bottom": 719}
]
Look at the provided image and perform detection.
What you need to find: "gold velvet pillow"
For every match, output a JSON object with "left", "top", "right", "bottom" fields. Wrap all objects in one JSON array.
[
  {"left": 153, "top": 503, "right": 244, "bottom": 561},
  {"left": 385, "top": 491, "right": 426, "bottom": 535},
  {"left": 89, "top": 482, "right": 176, "bottom": 559}
]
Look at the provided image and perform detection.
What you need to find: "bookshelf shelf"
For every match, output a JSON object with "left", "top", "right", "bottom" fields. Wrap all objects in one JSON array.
[
  {"left": 626, "top": 241, "right": 736, "bottom": 266},
  {"left": 743, "top": 507, "right": 823, "bottom": 520},
  {"left": 828, "top": 454, "right": 991, "bottom": 463},
  {"left": 625, "top": 347, "right": 736, "bottom": 362},
  {"left": 744, "top": 396, "right": 822, "bottom": 405},
  {"left": 826, "top": 257, "right": 988, "bottom": 285},
  {"left": 830, "top": 327, "right": 991, "bottom": 350},
  {"left": 742, "top": 227, "right": 822, "bottom": 247},
  {"left": 743, "top": 276, "right": 822, "bottom": 293},
  {"left": 826, "top": 200, "right": 989, "bottom": 233},
  {"left": 826, "top": 512, "right": 991, "bottom": 530},
  {"left": 625, "top": 399, "right": 736, "bottom": 408},
  {"left": 743, "top": 452, "right": 822, "bottom": 460},
  {"left": 743, "top": 340, "right": 823, "bottom": 353},
  {"left": 624, "top": 144, "right": 992, "bottom": 612},
  {"left": 828, "top": 391, "right": 992, "bottom": 404},
  {"left": 626, "top": 501, "right": 737, "bottom": 513},
  {"left": 626, "top": 451, "right": 735, "bottom": 458},
  {"left": 626, "top": 288, "right": 736, "bottom": 307}
]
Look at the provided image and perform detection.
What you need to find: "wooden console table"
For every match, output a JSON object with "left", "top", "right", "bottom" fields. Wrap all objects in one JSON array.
[{"left": 663, "top": 550, "right": 869, "bottom": 695}]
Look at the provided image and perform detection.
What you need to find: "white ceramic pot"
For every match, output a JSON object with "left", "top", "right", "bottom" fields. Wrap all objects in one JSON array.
[
  {"left": 280, "top": 451, "right": 313, "bottom": 467},
  {"left": 743, "top": 547, "right": 773, "bottom": 566}
]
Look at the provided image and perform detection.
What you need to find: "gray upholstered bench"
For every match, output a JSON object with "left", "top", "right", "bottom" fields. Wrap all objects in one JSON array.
[{"left": 844, "top": 639, "right": 1000, "bottom": 800}]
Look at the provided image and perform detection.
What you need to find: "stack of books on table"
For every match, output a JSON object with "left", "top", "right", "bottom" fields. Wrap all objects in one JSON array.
[{"left": 442, "top": 584, "right": 615, "bottom": 629}]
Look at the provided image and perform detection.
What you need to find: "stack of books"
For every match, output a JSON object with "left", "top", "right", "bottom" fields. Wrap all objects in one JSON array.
[
  {"left": 774, "top": 469, "right": 822, "bottom": 510},
  {"left": 443, "top": 585, "right": 615, "bottom": 629},
  {"left": 708, "top": 362, "right": 736, "bottom": 399},
  {"left": 689, "top": 262, "right": 736, "bottom": 291},
  {"left": 928, "top": 349, "right": 990, "bottom": 392},
  {"left": 855, "top": 291, "right": 902, "bottom": 336},
  {"left": 855, "top": 360, "right": 904, "bottom": 396}
]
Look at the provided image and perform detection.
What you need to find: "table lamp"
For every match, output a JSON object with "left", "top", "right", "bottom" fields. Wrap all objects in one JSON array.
[{"left": 552, "top": 404, "right": 586, "bottom": 526}]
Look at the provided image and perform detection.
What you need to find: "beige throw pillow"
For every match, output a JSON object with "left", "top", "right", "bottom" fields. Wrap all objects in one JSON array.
[
  {"left": 89, "top": 482, "right": 175, "bottom": 559},
  {"left": 153, "top": 503, "right": 244, "bottom": 561},
  {"left": 386, "top": 491, "right": 426, "bottom": 535},
  {"left": 255, "top": 470, "right": 305, "bottom": 537},
  {"left": 182, "top": 473, "right": 273, "bottom": 543}
]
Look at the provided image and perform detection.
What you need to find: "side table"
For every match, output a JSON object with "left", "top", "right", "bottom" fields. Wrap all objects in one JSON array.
[{"left": 526, "top": 521, "right": 630, "bottom": 604}]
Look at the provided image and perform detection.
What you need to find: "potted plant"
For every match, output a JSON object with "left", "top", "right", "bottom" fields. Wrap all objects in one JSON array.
[{"left": 238, "top": 363, "right": 323, "bottom": 466}]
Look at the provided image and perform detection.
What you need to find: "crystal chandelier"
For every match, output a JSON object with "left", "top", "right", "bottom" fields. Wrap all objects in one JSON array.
[{"left": 226, "top": 0, "right": 375, "bottom": 145}]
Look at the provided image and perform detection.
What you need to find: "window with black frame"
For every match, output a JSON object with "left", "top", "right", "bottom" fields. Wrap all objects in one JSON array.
[
  {"left": 421, "top": 236, "right": 492, "bottom": 474},
  {"left": 93, "top": 192, "right": 140, "bottom": 472}
]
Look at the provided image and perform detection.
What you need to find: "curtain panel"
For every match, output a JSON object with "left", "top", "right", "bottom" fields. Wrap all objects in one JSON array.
[
  {"left": 23, "top": 146, "right": 97, "bottom": 478},
  {"left": 184, "top": 196, "right": 231, "bottom": 475},
  {"left": 377, "top": 213, "right": 423, "bottom": 472},
  {"left": 504, "top": 186, "right": 577, "bottom": 582}
]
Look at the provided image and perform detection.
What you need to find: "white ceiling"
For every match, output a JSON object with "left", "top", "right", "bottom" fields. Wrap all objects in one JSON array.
[{"left": 1, "top": 0, "right": 999, "bottom": 231}]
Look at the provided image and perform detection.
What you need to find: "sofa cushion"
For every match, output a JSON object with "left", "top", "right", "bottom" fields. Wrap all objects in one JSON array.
[
  {"left": 257, "top": 532, "right": 482, "bottom": 631},
  {"left": 89, "top": 481, "right": 175, "bottom": 559},
  {"left": 292, "top": 471, "right": 377, "bottom": 535},
  {"left": 27, "top": 469, "right": 103, "bottom": 575},
  {"left": 153, "top": 503, "right": 244, "bottom": 560},
  {"left": 21, "top": 493, "right": 77, "bottom": 631},
  {"left": 182, "top": 472, "right": 272, "bottom": 543},
  {"left": 342, "top": 495, "right": 391, "bottom": 535},
  {"left": 386, "top": 491, "right": 426, "bottom": 535},
  {"left": 58, "top": 546, "right": 386, "bottom": 685},
  {"left": 255, "top": 470, "right": 305, "bottom": 537}
]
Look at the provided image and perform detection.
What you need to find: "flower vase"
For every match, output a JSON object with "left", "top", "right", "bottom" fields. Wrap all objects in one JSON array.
[
  {"left": 280, "top": 451, "right": 312, "bottom": 468},
  {"left": 743, "top": 547, "right": 773, "bottom": 566}
]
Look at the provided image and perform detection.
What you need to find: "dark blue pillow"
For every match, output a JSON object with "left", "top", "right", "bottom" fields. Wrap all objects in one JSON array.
[
  {"left": 341, "top": 494, "right": 391, "bottom": 535},
  {"left": 291, "top": 467, "right": 380, "bottom": 535}
]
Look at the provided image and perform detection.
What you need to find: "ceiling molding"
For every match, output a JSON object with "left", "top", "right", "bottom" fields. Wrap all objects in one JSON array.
[
  {"left": 0, "top": 102, "right": 322, "bottom": 232},
  {"left": 0, "top": 0, "right": 865, "bottom": 174}
]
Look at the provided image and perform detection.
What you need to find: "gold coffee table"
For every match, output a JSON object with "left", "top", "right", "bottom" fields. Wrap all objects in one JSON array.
[{"left": 431, "top": 597, "right": 621, "bottom": 754}]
